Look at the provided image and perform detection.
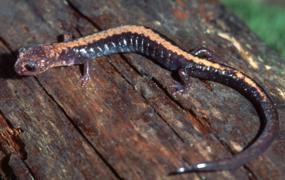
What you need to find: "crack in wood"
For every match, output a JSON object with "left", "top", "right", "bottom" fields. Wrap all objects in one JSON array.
[
  {"left": 0, "top": 37, "right": 13, "bottom": 52},
  {"left": 0, "top": 127, "right": 25, "bottom": 159},
  {"left": 0, "top": 113, "right": 34, "bottom": 179},
  {"left": 65, "top": 0, "right": 102, "bottom": 30}
]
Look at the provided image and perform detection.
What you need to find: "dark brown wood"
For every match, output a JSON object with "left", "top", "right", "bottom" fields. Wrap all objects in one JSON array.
[{"left": 0, "top": 0, "right": 284, "bottom": 179}]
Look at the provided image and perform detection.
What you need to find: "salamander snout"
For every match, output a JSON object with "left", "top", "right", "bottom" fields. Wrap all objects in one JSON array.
[
  {"left": 14, "top": 59, "right": 40, "bottom": 75},
  {"left": 15, "top": 46, "right": 50, "bottom": 75}
]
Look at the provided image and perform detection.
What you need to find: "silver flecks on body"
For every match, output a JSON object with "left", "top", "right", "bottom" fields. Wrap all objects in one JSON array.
[
  {"left": 123, "top": 39, "right": 127, "bottom": 46},
  {"left": 80, "top": 48, "right": 88, "bottom": 54},
  {"left": 118, "top": 40, "right": 122, "bottom": 47},
  {"left": 90, "top": 48, "right": 95, "bottom": 53},
  {"left": 117, "top": 40, "right": 124, "bottom": 52},
  {"left": 165, "top": 52, "right": 171, "bottom": 63},
  {"left": 201, "top": 66, "right": 207, "bottom": 71},
  {"left": 140, "top": 38, "right": 144, "bottom": 52},
  {"left": 96, "top": 46, "right": 104, "bottom": 56},
  {"left": 111, "top": 42, "right": 116, "bottom": 48},
  {"left": 97, "top": 46, "right": 103, "bottom": 52},
  {"left": 130, "top": 36, "right": 134, "bottom": 47},
  {"left": 196, "top": 163, "right": 207, "bottom": 169},
  {"left": 104, "top": 44, "right": 109, "bottom": 51},
  {"left": 160, "top": 49, "right": 164, "bottom": 58},
  {"left": 73, "top": 48, "right": 79, "bottom": 53},
  {"left": 135, "top": 36, "right": 139, "bottom": 50},
  {"left": 128, "top": 36, "right": 135, "bottom": 51},
  {"left": 177, "top": 167, "right": 186, "bottom": 173},
  {"left": 167, "top": 51, "right": 171, "bottom": 57},
  {"left": 145, "top": 42, "right": 150, "bottom": 56}
]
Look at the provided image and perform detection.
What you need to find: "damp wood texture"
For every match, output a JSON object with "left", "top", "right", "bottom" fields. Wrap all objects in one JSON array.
[{"left": 0, "top": 0, "right": 284, "bottom": 179}]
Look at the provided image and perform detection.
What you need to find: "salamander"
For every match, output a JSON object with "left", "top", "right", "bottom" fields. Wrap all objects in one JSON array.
[{"left": 14, "top": 25, "right": 279, "bottom": 175}]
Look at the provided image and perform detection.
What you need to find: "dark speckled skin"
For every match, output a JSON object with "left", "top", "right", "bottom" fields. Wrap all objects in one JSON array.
[
  {"left": 60, "top": 33, "right": 188, "bottom": 70},
  {"left": 15, "top": 26, "right": 278, "bottom": 175}
]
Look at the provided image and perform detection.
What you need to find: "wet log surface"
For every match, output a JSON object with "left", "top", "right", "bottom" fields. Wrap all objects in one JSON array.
[{"left": 0, "top": 0, "right": 284, "bottom": 179}]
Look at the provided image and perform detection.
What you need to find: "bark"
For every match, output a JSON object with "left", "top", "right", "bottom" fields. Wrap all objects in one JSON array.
[{"left": 0, "top": 0, "right": 284, "bottom": 179}]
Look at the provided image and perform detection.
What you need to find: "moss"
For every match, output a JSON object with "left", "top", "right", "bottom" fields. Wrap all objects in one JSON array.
[{"left": 222, "top": 0, "right": 285, "bottom": 61}]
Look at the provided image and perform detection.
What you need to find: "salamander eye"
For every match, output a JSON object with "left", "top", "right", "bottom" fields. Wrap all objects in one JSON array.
[{"left": 24, "top": 61, "right": 38, "bottom": 72}]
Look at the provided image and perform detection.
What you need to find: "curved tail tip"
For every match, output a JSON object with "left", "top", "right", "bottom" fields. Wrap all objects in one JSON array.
[
  {"left": 168, "top": 167, "right": 194, "bottom": 176},
  {"left": 168, "top": 167, "right": 186, "bottom": 176},
  {"left": 168, "top": 163, "right": 208, "bottom": 176}
]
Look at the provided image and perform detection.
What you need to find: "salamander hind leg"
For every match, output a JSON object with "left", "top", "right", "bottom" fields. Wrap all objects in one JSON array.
[
  {"left": 170, "top": 67, "right": 192, "bottom": 96},
  {"left": 190, "top": 48, "right": 219, "bottom": 89},
  {"left": 190, "top": 47, "right": 219, "bottom": 60}
]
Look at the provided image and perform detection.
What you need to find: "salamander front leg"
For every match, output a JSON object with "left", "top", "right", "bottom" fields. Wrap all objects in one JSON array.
[{"left": 80, "top": 61, "right": 91, "bottom": 87}]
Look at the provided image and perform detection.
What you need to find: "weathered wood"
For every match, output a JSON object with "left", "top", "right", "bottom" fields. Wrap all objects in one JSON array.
[{"left": 0, "top": 0, "right": 284, "bottom": 179}]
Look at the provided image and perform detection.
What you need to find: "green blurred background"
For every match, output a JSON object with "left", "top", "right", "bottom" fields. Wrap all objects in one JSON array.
[{"left": 222, "top": 0, "right": 285, "bottom": 62}]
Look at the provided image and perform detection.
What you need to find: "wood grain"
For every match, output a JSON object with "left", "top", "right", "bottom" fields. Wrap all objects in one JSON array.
[{"left": 0, "top": 0, "right": 284, "bottom": 179}]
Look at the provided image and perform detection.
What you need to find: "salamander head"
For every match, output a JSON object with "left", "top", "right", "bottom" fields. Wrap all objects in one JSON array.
[{"left": 15, "top": 45, "right": 56, "bottom": 75}]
